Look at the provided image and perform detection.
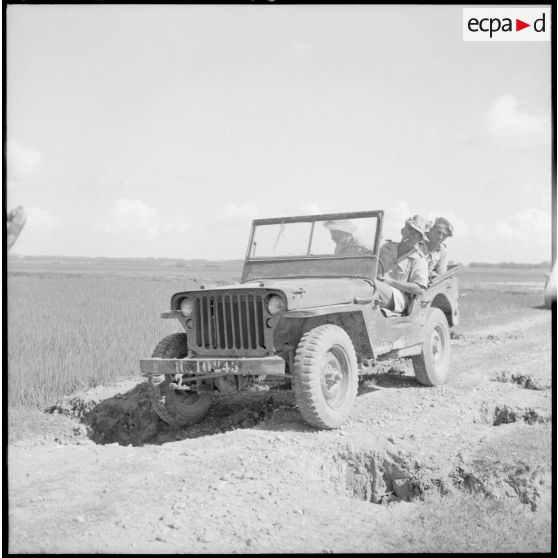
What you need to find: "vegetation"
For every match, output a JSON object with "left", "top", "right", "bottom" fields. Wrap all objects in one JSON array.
[
  {"left": 7, "top": 258, "right": 547, "bottom": 409},
  {"left": 469, "top": 261, "right": 551, "bottom": 269}
]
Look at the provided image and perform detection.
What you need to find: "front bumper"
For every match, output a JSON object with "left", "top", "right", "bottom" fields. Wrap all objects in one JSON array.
[{"left": 139, "top": 356, "right": 285, "bottom": 377}]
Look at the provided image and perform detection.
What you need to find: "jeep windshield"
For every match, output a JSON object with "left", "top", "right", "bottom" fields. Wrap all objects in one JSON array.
[
  {"left": 241, "top": 211, "right": 383, "bottom": 282},
  {"left": 248, "top": 213, "right": 380, "bottom": 259}
]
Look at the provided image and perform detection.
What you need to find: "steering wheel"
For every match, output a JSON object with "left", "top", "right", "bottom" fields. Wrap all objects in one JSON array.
[{"left": 377, "top": 257, "right": 385, "bottom": 278}]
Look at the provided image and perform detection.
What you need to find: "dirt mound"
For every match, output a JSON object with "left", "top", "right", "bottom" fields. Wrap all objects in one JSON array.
[
  {"left": 46, "top": 378, "right": 145, "bottom": 419},
  {"left": 328, "top": 446, "right": 450, "bottom": 504},
  {"left": 82, "top": 381, "right": 298, "bottom": 446},
  {"left": 453, "top": 460, "right": 550, "bottom": 511},
  {"left": 493, "top": 371, "right": 550, "bottom": 391},
  {"left": 474, "top": 400, "right": 551, "bottom": 427},
  {"left": 84, "top": 382, "right": 168, "bottom": 446}
]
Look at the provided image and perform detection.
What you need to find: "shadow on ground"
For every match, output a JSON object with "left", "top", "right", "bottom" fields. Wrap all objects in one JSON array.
[
  {"left": 81, "top": 382, "right": 315, "bottom": 446},
  {"left": 363, "top": 372, "right": 421, "bottom": 390}
]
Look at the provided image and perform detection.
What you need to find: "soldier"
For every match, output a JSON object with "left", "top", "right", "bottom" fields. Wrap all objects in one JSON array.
[
  {"left": 324, "top": 220, "right": 371, "bottom": 256},
  {"left": 376, "top": 215, "right": 429, "bottom": 313},
  {"left": 425, "top": 217, "right": 454, "bottom": 282}
]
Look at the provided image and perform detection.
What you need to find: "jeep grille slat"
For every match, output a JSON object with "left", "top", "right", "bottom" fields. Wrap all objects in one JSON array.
[
  {"left": 208, "top": 296, "right": 214, "bottom": 348},
  {"left": 193, "top": 293, "right": 266, "bottom": 352},
  {"left": 253, "top": 295, "right": 260, "bottom": 348},
  {"left": 244, "top": 295, "right": 251, "bottom": 348},
  {"left": 221, "top": 295, "right": 229, "bottom": 348},
  {"left": 236, "top": 294, "right": 244, "bottom": 349}
]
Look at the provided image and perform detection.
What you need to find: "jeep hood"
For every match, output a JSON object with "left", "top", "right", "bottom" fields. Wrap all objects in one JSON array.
[{"left": 188, "top": 278, "right": 375, "bottom": 310}]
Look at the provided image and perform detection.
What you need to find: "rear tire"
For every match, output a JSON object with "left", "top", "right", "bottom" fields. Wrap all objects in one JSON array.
[
  {"left": 293, "top": 324, "right": 358, "bottom": 429},
  {"left": 412, "top": 308, "right": 451, "bottom": 386},
  {"left": 148, "top": 333, "right": 211, "bottom": 426}
]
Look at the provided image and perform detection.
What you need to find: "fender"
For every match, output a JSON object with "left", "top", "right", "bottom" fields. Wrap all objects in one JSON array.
[
  {"left": 281, "top": 302, "right": 378, "bottom": 359},
  {"left": 282, "top": 298, "right": 374, "bottom": 318}
]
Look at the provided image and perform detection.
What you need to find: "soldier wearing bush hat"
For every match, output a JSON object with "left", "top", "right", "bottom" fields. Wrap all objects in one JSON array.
[
  {"left": 376, "top": 215, "right": 429, "bottom": 313},
  {"left": 425, "top": 216, "right": 454, "bottom": 282},
  {"left": 403, "top": 214, "right": 430, "bottom": 242},
  {"left": 324, "top": 220, "right": 371, "bottom": 256}
]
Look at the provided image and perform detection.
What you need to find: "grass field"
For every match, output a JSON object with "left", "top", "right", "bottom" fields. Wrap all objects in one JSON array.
[{"left": 7, "top": 257, "right": 548, "bottom": 409}]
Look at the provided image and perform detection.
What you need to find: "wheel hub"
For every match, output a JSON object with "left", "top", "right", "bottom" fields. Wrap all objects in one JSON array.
[
  {"left": 431, "top": 325, "right": 446, "bottom": 370},
  {"left": 320, "top": 349, "right": 347, "bottom": 405}
]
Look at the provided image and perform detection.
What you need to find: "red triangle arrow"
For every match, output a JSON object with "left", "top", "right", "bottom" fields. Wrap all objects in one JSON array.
[{"left": 516, "top": 19, "right": 530, "bottom": 31}]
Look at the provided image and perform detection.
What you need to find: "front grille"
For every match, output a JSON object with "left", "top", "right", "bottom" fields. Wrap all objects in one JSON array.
[{"left": 194, "top": 293, "right": 266, "bottom": 351}]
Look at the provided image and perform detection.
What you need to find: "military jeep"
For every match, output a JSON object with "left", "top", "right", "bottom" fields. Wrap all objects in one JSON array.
[{"left": 140, "top": 210, "right": 460, "bottom": 429}]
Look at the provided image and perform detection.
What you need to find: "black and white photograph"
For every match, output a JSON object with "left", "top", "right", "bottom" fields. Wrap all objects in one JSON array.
[{"left": 6, "top": 2, "right": 554, "bottom": 553}]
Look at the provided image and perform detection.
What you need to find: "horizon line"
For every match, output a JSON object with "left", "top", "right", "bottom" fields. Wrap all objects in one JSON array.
[{"left": 6, "top": 253, "right": 552, "bottom": 268}]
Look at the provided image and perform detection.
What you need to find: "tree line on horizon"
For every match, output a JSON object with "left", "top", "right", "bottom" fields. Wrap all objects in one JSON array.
[{"left": 468, "top": 261, "right": 551, "bottom": 269}]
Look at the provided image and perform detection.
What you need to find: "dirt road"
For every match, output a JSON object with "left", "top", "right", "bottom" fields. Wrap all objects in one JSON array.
[{"left": 8, "top": 310, "right": 552, "bottom": 553}]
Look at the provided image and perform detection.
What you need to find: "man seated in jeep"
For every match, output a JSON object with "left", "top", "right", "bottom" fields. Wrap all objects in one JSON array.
[
  {"left": 324, "top": 219, "right": 372, "bottom": 256},
  {"left": 376, "top": 215, "right": 429, "bottom": 312},
  {"left": 424, "top": 216, "right": 454, "bottom": 283}
]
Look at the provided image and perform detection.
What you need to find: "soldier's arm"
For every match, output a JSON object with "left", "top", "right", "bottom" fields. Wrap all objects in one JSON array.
[
  {"left": 383, "top": 256, "right": 428, "bottom": 295},
  {"left": 436, "top": 248, "right": 448, "bottom": 275},
  {"left": 381, "top": 276, "right": 426, "bottom": 296}
]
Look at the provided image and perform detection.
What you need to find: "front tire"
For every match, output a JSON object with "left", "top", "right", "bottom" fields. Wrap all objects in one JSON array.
[
  {"left": 148, "top": 333, "right": 211, "bottom": 426},
  {"left": 412, "top": 308, "right": 451, "bottom": 386},
  {"left": 293, "top": 324, "right": 358, "bottom": 429}
]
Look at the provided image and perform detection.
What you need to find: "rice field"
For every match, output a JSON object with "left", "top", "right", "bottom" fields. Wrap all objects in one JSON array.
[{"left": 7, "top": 257, "right": 548, "bottom": 409}]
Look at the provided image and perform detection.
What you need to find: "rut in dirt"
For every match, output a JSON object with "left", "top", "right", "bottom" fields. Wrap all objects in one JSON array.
[{"left": 324, "top": 445, "right": 550, "bottom": 512}]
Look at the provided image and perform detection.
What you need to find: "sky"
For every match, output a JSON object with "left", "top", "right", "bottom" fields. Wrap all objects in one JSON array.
[{"left": 6, "top": 4, "right": 553, "bottom": 263}]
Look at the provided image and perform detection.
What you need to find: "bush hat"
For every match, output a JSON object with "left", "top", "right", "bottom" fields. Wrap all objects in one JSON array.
[
  {"left": 324, "top": 220, "right": 357, "bottom": 234},
  {"left": 432, "top": 217, "right": 454, "bottom": 237},
  {"left": 403, "top": 215, "right": 429, "bottom": 241}
]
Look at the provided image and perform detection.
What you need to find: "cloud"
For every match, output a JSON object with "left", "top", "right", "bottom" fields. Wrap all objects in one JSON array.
[
  {"left": 7, "top": 139, "right": 42, "bottom": 181},
  {"left": 164, "top": 214, "right": 190, "bottom": 235},
  {"left": 25, "top": 206, "right": 61, "bottom": 232},
  {"left": 463, "top": 208, "right": 551, "bottom": 262},
  {"left": 422, "top": 211, "right": 470, "bottom": 237},
  {"left": 490, "top": 220, "right": 514, "bottom": 240},
  {"left": 300, "top": 202, "right": 323, "bottom": 215},
  {"left": 215, "top": 203, "right": 260, "bottom": 224},
  {"left": 93, "top": 198, "right": 190, "bottom": 237},
  {"left": 515, "top": 208, "right": 551, "bottom": 237},
  {"left": 484, "top": 95, "right": 550, "bottom": 149},
  {"left": 382, "top": 200, "right": 411, "bottom": 240},
  {"left": 273, "top": 201, "right": 324, "bottom": 218},
  {"left": 483, "top": 209, "right": 551, "bottom": 241}
]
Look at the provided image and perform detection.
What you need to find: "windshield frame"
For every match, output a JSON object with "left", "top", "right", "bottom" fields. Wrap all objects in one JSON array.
[{"left": 244, "top": 210, "right": 384, "bottom": 263}]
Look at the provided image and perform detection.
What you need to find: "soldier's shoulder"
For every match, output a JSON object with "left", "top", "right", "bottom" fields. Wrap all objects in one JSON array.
[
  {"left": 409, "top": 249, "right": 427, "bottom": 261},
  {"left": 417, "top": 242, "right": 428, "bottom": 256}
]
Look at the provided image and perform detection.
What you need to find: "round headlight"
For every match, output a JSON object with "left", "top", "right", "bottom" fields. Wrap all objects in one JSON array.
[
  {"left": 180, "top": 297, "right": 194, "bottom": 317},
  {"left": 267, "top": 295, "right": 284, "bottom": 315}
]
